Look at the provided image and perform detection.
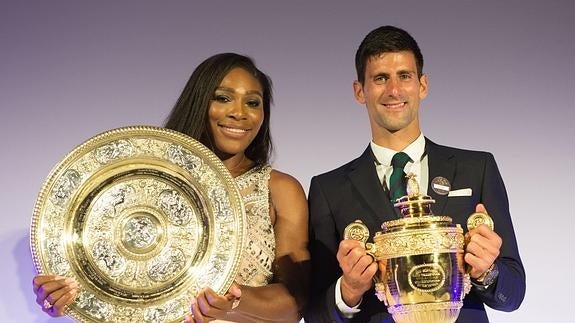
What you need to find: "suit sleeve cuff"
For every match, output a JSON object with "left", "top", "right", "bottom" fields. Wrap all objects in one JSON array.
[{"left": 335, "top": 276, "right": 362, "bottom": 318}]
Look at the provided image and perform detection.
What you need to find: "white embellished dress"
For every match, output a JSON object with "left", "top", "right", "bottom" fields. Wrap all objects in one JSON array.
[{"left": 233, "top": 164, "right": 276, "bottom": 287}]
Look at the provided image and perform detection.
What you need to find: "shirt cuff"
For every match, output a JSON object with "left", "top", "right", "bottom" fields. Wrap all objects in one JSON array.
[{"left": 335, "top": 276, "right": 362, "bottom": 318}]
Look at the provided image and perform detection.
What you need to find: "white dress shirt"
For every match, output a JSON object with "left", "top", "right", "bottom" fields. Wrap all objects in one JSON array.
[{"left": 371, "top": 133, "right": 428, "bottom": 195}]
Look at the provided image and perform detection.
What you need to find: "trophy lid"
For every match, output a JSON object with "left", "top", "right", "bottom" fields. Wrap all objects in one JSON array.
[{"left": 375, "top": 173, "right": 459, "bottom": 232}]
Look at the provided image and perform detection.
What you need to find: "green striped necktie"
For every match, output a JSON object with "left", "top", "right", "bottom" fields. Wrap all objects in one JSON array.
[{"left": 389, "top": 152, "right": 410, "bottom": 202}]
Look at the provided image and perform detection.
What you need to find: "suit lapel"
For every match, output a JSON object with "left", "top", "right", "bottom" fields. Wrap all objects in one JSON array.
[
  {"left": 347, "top": 146, "right": 397, "bottom": 225},
  {"left": 426, "top": 139, "right": 456, "bottom": 215}
]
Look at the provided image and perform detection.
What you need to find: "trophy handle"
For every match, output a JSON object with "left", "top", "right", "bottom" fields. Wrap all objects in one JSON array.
[
  {"left": 466, "top": 211, "right": 494, "bottom": 231},
  {"left": 343, "top": 220, "right": 378, "bottom": 259},
  {"left": 343, "top": 220, "right": 370, "bottom": 245}
]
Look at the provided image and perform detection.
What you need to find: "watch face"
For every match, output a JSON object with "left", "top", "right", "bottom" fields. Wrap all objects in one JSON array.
[{"left": 483, "top": 264, "right": 499, "bottom": 286}]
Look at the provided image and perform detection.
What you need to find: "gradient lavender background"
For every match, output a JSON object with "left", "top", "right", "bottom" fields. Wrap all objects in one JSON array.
[{"left": 1, "top": 1, "right": 573, "bottom": 322}]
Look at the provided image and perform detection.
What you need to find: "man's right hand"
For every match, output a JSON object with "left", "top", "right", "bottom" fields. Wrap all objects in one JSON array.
[{"left": 336, "top": 239, "right": 378, "bottom": 307}]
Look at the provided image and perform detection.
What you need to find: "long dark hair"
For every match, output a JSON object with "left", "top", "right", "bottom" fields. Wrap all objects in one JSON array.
[{"left": 164, "top": 53, "right": 273, "bottom": 166}]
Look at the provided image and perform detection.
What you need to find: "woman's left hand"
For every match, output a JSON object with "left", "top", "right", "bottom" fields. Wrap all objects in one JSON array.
[{"left": 185, "top": 283, "right": 241, "bottom": 323}]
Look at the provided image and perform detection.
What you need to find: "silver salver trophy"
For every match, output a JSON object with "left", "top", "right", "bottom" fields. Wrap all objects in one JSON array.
[{"left": 30, "top": 126, "right": 246, "bottom": 322}]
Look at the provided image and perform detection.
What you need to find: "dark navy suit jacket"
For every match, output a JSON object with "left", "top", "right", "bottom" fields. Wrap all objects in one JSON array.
[{"left": 305, "top": 139, "right": 525, "bottom": 322}]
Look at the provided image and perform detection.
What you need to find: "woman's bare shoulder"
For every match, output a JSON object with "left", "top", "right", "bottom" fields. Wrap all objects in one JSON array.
[{"left": 269, "top": 168, "right": 304, "bottom": 190}]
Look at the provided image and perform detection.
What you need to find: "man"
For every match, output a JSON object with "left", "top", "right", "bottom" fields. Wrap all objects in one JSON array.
[{"left": 305, "top": 25, "right": 525, "bottom": 322}]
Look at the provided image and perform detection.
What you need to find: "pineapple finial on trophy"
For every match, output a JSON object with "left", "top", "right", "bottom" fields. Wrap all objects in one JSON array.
[
  {"left": 394, "top": 173, "right": 435, "bottom": 218},
  {"left": 406, "top": 172, "right": 420, "bottom": 198}
]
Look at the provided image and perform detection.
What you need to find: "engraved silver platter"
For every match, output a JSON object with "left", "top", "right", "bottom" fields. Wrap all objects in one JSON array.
[{"left": 30, "top": 126, "right": 246, "bottom": 322}]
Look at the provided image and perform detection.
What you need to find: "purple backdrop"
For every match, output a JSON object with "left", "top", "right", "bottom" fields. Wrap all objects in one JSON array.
[{"left": 1, "top": 0, "right": 573, "bottom": 321}]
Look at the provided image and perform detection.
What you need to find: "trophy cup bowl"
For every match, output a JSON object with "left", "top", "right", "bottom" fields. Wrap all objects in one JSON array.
[{"left": 344, "top": 174, "right": 492, "bottom": 323}]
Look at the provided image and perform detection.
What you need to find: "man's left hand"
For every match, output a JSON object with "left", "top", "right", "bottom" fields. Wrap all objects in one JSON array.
[{"left": 464, "top": 203, "right": 502, "bottom": 278}]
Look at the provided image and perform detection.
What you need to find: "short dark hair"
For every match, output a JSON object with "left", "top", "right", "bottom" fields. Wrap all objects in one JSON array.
[
  {"left": 164, "top": 52, "right": 273, "bottom": 166},
  {"left": 355, "top": 25, "right": 424, "bottom": 84}
]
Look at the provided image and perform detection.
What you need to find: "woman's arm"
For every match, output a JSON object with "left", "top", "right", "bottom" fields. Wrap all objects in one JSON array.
[
  {"left": 240, "top": 169, "right": 310, "bottom": 320},
  {"left": 188, "top": 169, "right": 310, "bottom": 323}
]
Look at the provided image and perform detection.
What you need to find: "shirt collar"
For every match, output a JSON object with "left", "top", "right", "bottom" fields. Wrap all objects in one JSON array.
[{"left": 370, "top": 133, "right": 426, "bottom": 166}]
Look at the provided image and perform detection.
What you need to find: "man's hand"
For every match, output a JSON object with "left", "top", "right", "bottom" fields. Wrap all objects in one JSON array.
[
  {"left": 465, "top": 203, "right": 502, "bottom": 278},
  {"left": 337, "top": 239, "right": 377, "bottom": 307}
]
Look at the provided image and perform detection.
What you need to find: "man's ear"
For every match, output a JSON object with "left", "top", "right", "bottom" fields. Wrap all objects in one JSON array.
[
  {"left": 419, "top": 74, "right": 428, "bottom": 99},
  {"left": 353, "top": 80, "right": 365, "bottom": 104}
]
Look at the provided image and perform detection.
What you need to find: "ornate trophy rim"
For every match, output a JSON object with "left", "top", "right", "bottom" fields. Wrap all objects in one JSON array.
[{"left": 30, "top": 125, "right": 246, "bottom": 322}]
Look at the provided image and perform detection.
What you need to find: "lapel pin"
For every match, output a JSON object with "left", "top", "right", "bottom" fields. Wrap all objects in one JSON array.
[{"left": 431, "top": 176, "right": 451, "bottom": 195}]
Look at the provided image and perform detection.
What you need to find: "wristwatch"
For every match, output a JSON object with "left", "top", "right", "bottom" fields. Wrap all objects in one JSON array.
[{"left": 472, "top": 263, "right": 499, "bottom": 289}]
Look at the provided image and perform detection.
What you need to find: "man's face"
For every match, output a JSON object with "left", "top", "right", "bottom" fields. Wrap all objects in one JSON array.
[{"left": 353, "top": 51, "right": 428, "bottom": 139}]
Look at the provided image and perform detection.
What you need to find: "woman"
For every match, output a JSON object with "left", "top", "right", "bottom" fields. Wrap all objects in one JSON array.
[{"left": 32, "top": 53, "right": 310, "bottom": 322}]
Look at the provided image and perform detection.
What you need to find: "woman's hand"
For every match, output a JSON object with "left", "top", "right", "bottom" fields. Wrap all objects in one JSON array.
[
  {"left": 32, "top": 275, "right": 79, "bottom": 317},
  {"left": 185, "top": 283, "right": 241, "bottom": 323}
]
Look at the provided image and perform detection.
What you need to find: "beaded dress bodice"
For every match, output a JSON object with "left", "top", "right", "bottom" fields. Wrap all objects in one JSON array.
[{"left": 234, "top": 164, "right": 275, "bottom": 287}]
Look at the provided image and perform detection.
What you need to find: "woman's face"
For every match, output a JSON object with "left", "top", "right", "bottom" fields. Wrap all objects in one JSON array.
[{"left": 208, "top": 67, "right": 264, "bottom": 159}]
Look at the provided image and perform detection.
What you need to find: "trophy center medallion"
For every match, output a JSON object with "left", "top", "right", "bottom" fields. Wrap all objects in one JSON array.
[{"left": 122, "top": 213, "right": 160, "bottom": 252}]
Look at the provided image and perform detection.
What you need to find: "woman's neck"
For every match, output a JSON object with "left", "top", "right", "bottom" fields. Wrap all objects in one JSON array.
[{"left": 223, "top": 154, "right": 252, "bottom": 177}]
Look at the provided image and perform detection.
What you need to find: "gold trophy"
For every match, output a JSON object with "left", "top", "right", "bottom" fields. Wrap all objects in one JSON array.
[
  {"left": 344, "top": 174, "right": 493, "bottom": 323},
  {"left": 30, "top": 126, "right": 246, "bottom": 322}
]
